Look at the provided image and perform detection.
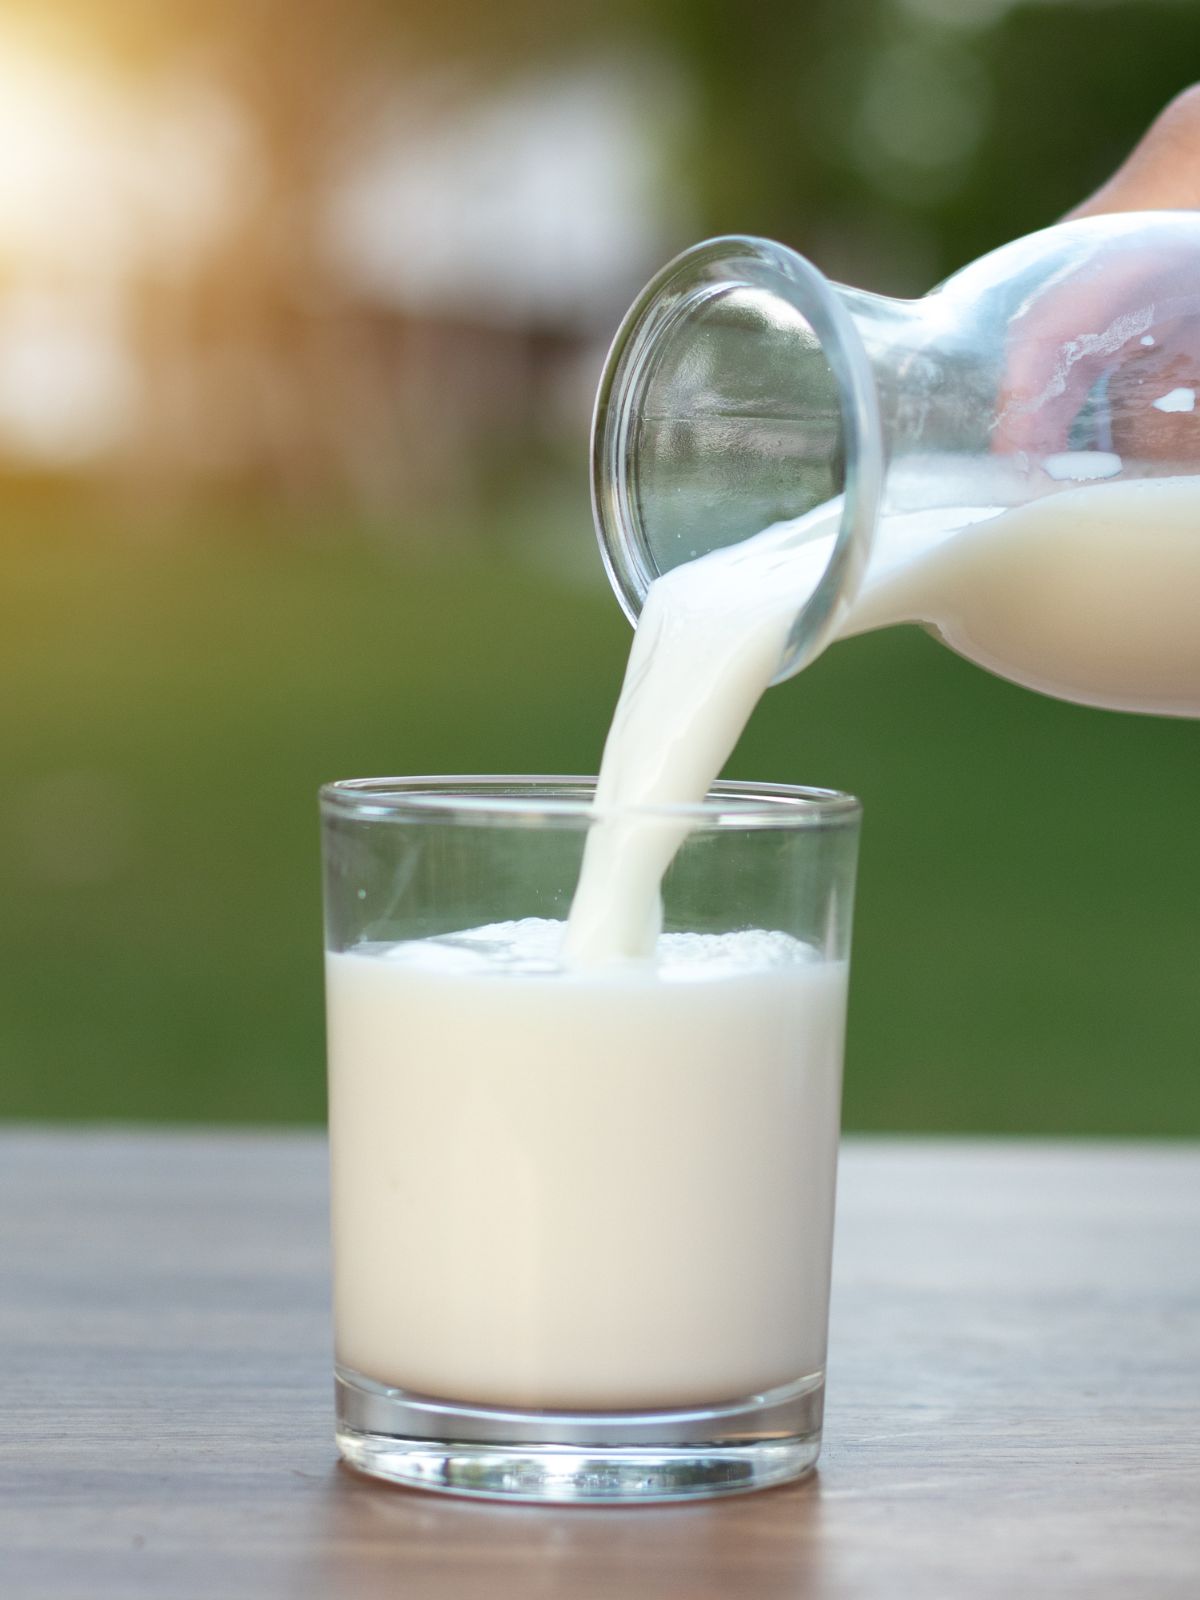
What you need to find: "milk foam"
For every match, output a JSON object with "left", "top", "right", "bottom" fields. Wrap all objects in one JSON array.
[{"left": 369, "top": 917, "right": 816, "bottom": 981}]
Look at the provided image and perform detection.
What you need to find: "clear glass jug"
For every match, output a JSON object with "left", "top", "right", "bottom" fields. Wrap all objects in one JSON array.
[{"left": 591, "top": 213, "right": 1200, "bottom": 716}]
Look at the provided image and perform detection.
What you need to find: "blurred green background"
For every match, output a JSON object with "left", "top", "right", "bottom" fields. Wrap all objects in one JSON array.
[{"left": 1, "top": 0, "right": 1197, "bottom": 1132}]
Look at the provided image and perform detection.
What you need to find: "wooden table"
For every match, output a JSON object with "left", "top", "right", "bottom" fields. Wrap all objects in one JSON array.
[{"left": 2, "top": 1132, "right": 1197, "bottom": 1599}]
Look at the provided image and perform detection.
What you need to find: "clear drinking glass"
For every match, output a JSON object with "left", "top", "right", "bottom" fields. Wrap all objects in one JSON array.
[{"left": 321, "top": 776, "right": 861, "bottom": 1503}]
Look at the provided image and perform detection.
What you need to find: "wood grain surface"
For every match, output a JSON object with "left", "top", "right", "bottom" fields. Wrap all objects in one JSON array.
[{"left": 1, "top": 1132, "right": 1197, "bottom": 1600}]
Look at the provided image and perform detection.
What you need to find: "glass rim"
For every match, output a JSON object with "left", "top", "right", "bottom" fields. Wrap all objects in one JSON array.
[{"left": 319, "top": 775, "right": 861, "bottom": 829}]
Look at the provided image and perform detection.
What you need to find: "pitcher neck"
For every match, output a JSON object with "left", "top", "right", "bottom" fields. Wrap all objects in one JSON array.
[{"left": 835, "top": 283, "right": 999, "bottom": 515}]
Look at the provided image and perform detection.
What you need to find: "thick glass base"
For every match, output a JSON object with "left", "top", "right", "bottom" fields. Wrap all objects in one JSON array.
[{"left": 335, "top": 1366, "right": 824, "bottom": 1504}]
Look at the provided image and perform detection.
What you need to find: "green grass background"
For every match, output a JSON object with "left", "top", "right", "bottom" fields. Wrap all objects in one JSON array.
[{"left": 2, "top": 500, "right": 1196, "bottom": 1133}]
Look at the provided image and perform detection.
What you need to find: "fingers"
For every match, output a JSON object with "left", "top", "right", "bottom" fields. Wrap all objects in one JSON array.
[{"left": 1069, "top": 83, "right": 1200, "bottom": 217}]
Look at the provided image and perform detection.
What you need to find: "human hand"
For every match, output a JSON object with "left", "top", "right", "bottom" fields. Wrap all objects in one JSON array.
[
  {"left": 992, "top": 92, "right": 1200, "bottom": 458},
  {"left": 1069, "top": 85, "right": 1200, "bottom": 217}
]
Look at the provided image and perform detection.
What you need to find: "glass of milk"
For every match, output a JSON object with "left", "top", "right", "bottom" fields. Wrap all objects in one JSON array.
[{"left": 321, "top": 775, "right": 861, "bottom": 1503}]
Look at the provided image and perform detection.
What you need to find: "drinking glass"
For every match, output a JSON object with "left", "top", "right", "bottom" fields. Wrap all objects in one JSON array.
[{"left": 321, "top": 775, "right": 861, "bottom": 1503}]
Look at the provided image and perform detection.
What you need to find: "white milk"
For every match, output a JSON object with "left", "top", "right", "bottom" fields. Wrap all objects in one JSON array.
[
  {"left": 328, "top": 921, "right": 846, "bottom": 1410},
  {"left": 566, "top": 474, "right": 1200, "bottom": 964},
  {"left": 563, "top": 517, "right": 835, "bottom": 963},
  {"left": 330, "top": 471, "right": 1200, "bottom": 1411},
  {"left": 851, "top": 475, "right": 1200, "bottom": 716}
]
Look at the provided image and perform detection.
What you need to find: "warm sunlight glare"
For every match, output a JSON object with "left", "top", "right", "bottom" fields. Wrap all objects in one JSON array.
[{"left": 0, "top": 22, "right": 251, "bottom": 461}]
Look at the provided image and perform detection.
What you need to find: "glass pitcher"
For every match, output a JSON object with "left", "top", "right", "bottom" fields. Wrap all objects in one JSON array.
[{"left": 591, "top": 213, "right": 1200, "bottom": 716}]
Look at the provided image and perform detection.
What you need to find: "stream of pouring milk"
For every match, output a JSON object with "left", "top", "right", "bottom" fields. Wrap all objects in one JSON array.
[
  {"left": 563, "top": 506, "right": 847, "bottom": 962},
  {"left": 565, "top": 474, "right": 1200, "bottom": 965}
]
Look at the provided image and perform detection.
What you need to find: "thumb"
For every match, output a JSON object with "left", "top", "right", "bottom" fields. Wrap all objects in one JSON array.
[{"left": 1069, "top": 84, "right": 1200, "bottom": 217}]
